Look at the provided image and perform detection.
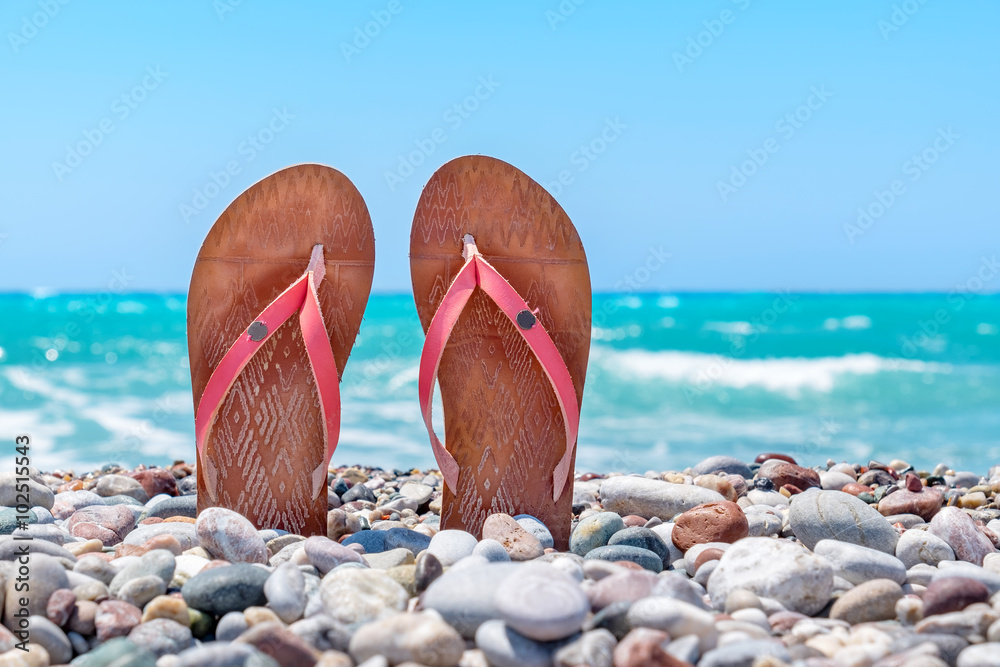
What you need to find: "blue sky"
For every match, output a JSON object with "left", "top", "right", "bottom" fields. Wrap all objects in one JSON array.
[{"left": 0, "top": 0, "right": 997, "bottom": 293}]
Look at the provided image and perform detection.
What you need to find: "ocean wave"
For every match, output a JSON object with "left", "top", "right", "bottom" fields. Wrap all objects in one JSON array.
[
  {"left": 591, "top": 349, "right": 954, "bottom": 394},
  {"left": 824, "top": 315, "right": 872, "bottom": 331},
  {"left": 702, "top": 321, "right": 755, "bottom": 335}
]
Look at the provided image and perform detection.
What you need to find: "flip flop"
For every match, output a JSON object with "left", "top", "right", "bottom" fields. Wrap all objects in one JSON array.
[
  {"left": 410, "top": 155, "right": 591, "bottom": 550},
  {"left": 188, "top": 164, "right": 374, "bottom": 536}
]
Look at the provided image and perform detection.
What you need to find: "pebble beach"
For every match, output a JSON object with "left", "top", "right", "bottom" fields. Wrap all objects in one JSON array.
[{"left": 4, "top": 455, "right": 1000, "bottom": 667}]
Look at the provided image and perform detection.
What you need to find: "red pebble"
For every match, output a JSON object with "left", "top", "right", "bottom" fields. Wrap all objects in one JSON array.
[{"left": 755, "top": 452, "right": 797, "bottom": 465}]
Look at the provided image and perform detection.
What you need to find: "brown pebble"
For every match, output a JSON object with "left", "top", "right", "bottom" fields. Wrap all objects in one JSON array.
[
  {"left": 46, "top": 589, "right": 76, "bottom": 627},
  {"left": 781, "top": 483, "right": 804, "bottom": 495},
  {"left": 95, "top": 600, "right": 142, "bottom": 641},
  {"left": 769, "top": 611, "right": 808, "bottom": 632},
  {"left": 765, "top": 462, "right": 820, "bottom": 491},
  {"left": 841, "top": 483, "right": 870, "bottom": 496},
  {"left": 877, "top": 487, "right": 943, "bottom": 522},
  {"left": 578, "top": 473, "right": 603, "bottom": 482},
  {"left": 694, "top": 548, "right": 725, "bottom": 571},
  {"left": 672, "top": 501, "right": 749, "bottom": 552},
  {"left": 141, "top": 595, "right": 190, "bottom": 625},
  {"left": 142, "top": 534, "right": 183, "bottom": 556},
  {"left": 238, "top": 622, "right": 321, "bottom": 666},
  {"left": 922, "top": 577, "right": 990, "bottom": 616},
  {"left": 905, "top": 473, "right": 923, "bottom": 493},
  {"left": 139, "top": 517, "right": 164, "bottom": 525},
  {"left": 481, "top": 513, "right": 544, "bottom": 561},
  {"left": 68, "top": 600, "right": 98, "bottom": 636},
  {"left": 755, "top": 452, "right": 796, "bottom": 464},
  {"left": 612, "top": 627, "right": 686, "bottom": 667},
  {"left": 130, "top": 468, "right": 179, "bottom": 497},
  {"left": 164, "top": 516, "right": 196, "bottom": 524},
  {"left": 115, "top": 544, "right": 146, "bottom": 558},
  {"left": 587, "top": 570, "right": 658, "bottom": 611},
  {"left": 622, "top": 515, "right": 648, "bottom": 528}
]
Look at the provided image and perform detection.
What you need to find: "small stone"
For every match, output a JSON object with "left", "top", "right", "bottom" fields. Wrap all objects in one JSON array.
[
  {"left": 611, "top": 628, "right": 679, "bottom": 667},
  {"left": 342, "top": 530, "right": 387, "bottom": 554},
  {"left": 45, "top": 588, "right": 76, "bottom": 627},
  {"left": 626, "top": 597, "right": 718, "bottom": 651},
  {"left": 813, "top": 539, "right": 907, "bottom": 585},
  {"left": 427, "top": 529, "right": 479, "bottom": 566},
  {"left": 95, "top": 474, "right": 149, "bottom": 503},
  {"left": 570, "top": 513, "right": 625, "bottom": 557},
  {"left": 414, "top": 551, "right": 444, "bottom": 593},
  {"left": 553, "top": 629, "right": 616, "bottom": 667},
  {"left": 141, "top": 595, "right": 190, "bottom": 625},
  {"left": 599, "top": 477, "right": 725, "bottom": 520},
  {"left": 66, "top": 504, "right": 135, "bottom": 545},
  {"left": 348, "top": 611, "right": 465, "bottom": 667},
  {"left": 68, "top": 600, "right": 98, "bottom": 636},
  {"left": 761, "top": 462, "right": 821, "bottom": 490},
  {"left": 123, "top": 522, "right": 198, "bottom": 550},
  {"left": 128, "top": 618, "right": 193, "bottom": 657},
  {"left": 244, "top": 606, "right": 283, "bottom": 626},
  {"left": 319, "top": 567, "right": 408, "bottom": 625},
  {"left": 25, "top": 615, "right": 72, "bottom": 664},
  {"left": 878, "top": 487, "right": 944, "bottom": 521},
  {"left": 671, "top": 501, "right": 749, "bottom": 552},
  {"left": 473, "top": 539, "right": 512, "bottom": 562},
  {"left": 587, "top": 570, "right": 657, "bottom": 611},
  {"left": 513, "top": 515, "right": 555, "bottom": 550},
  {"left": 482, "top": 513, "right": 545, "bottom": 561},
  {"left": 109, "top": 548, "right": 176, "bottom": 597},
  {"left": 216, "top": 611, "right": 249, "bottom": 641},
  {"left": 829, "top": 578, "right": 903, "bottom": 624},
  {"left": 0, "top": 472, "right": 54, "bottom": 510},
  {"left": 896, "top": 528, "right": 957, "bottom": 568},
  {"left": 304, "top": 536, "right": 365, "bottom": 574},
  {"left": 196, "top": 507, "right": 268, "bottom": 564},
  {"left": 698, "top": 639, "right": 791, "bottom": 667},
  {"left": 422, "top": 563, "right": 520, "bottom": 639},
  {"left": 181, "top": 563, "right": 270, "bottom": 615},
  {"left": 145, "top": 496, "right": 197, "bottom": 520},
  {"left": 788, "top": 489, "right": 898, "bottom": 554},
  {"left": 930, "top": 507, "right": 996, "bottom": 565},
  {"left": 363, "top": 547, "right": 415, "bottom": 569},
  {"left": 707, "top": 537, "right": 834, "bottom": 616},
  {"left": 923, "top": 577, "right": 990, "bottom": 616},
  {"left": 236, "top": 621, "right": 320, "bottom": 666},
  {"left": 724, "top": 589, "right": 763, "bottom": 613},
  {"left": 130, "top": 469, "right": 179, "bottom": 498},
  {"left": 958, "top": 643, "right": 1000, "bottom": 667},
  {"left": 265, "top": 562, "right": 306, "bottom": 623},
  {"left": 692, "top": 455, "right": 753, "bottom": 479},
  {"left": 607, "top": 527, "right": 672, "bottom": 566},
  {"left": 495, "top": 563, "right": 589, "bottom": 641},
  {"left": 383, "top": 526, "right": 431, "bottom": 555},
  {"left": 117, "top": 574, "right": 167, "bottom": 609},
  {"left": 95, "top": 600, "right": 142, "bottom": 641},
  {"left": 398, "top": 482, "right": 434, "bottom": 505},
  {"left": 475, "top": 619, "right": 571, "bottom": 667}
]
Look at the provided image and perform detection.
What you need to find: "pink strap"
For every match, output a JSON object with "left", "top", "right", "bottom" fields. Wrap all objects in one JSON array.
[
  {"left": 418, "top": 235, "right": 580, "bottom": 502},
  {"left": 195, "top": 245, "right": 340, "bottom": 500}
]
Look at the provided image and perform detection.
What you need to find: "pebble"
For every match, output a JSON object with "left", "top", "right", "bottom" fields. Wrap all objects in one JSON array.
[
  {"left": 383, "top": 526, "right": 431, "bottom": 554},
  {"left": 319, "top": 567, "right": 409, "bottom": 625},
  {"left": 692, "top": 455, "right": 753, "bottom": 479},
  {"left": 422, "top": 563, "right": 520, "bottom": 638},
  {"left": 607, "top": 526, "right": 672, "bottom": 565},
  {"left": 879, "top": 487, "right": 944, "bottom": 521},
  {"left": 0, "top": 472, "right": 54, "bottom": 510},
  {"left": 109, "top": 548, "right": 176, "bottom": 596},
  {"left": 362, "top": 547, "right": 414, "bottom": 569},
  {"left": 196, "top": 507, "right": 267, "bottom": 564},
  {"left": 475, "top": 619, "right": 570, "bottom": 667},
  {"left": 923, "top": 577, "right": 990, "bottom": 616},
  {"left": 118, "top": 574, "right": 167, "bottom": 608},
  {"left": 95, "top": 600, "right": 143, "bottom": 641},
  {"left": 66, "top": 504, "right": 136, "bottom": 545},
  {"left": 141, "top": 596, "right": 190, "bottom": 625},
  {"left": 957, "top": 643, "right": 1000, "bottom": 667},
  {"left": 514, "top": 514, "right": 555, "bottom": 550},
  {"left": 599, "top": 476, "right": 725, "bottom": 520},
  {"left": 552, "top": 628, "right": 616, "bottom": 667},
  {"left": 482, "top": 513, "right": 545, "bottom": 560},
  {"left": 427, "top": 529, "right": 479, "bottom": 566},
  {"left": 26, "top": 615, "right": 72, "bottom": 664},
  {"left": 95, "top": 474, "right": 149, "bottom": 503},
  {"left": 304, "top": 536, "right": 365, "bottom": 573},
  {"left": 145, "top": 495, "right": 198, "bottom": 520},
  {"left": 814, "top": 539, "right": 907, "bottom": 585},
  {"left": 896, "top": 528, "right": 957, "bottom": 568},
  {"left": 130, "top": 468, "right": 179, "bottom": 498},
  {"left": 570, "top": 512, "right": 625, "bottom": 557},
  {"left": 398, "top": 481, "right": 434, "bottom": 505},
  {"left": 788, "top": 489, "right": 899, "bottom": 554},
  {"left": 699, "top": 639, "right": 791, "bottom": 667},
  {"left": 123, "top": 523, "right": 199, "bottom": 551},
  {"left": 128, "top": 618, "right": 193, "bottom": 657},
  {"left": 264, "top": 561, "right": 306, "bottom": 623},
  {"left": 348, "top": 611, "right": 465, "bottom": 667},
  {"left": 671, "top": 501, "right": 749, "bottom": 552},
  {"left": 473, "top": 538, "right": 512, "bottom": 562},
  {"left": 495, "top": 562, "right": 589, "bottom": 641},
  {"left": 587, "top": 570, "right": 657, "bottom": 610},
  {"left": 929, "top": 507, "right": 996, "bottom": 565},
  {"left": 4, "top": 553, "right": 68, "bottom": 619},
  {"left": 708, "top": 537, "right": 834, "bottom": 616},
  {"left": 181, "top": 563, "right": 270, "bottom": 615},
  {"left": 829, "top": 579, "right": 904, "bottom": 624},
  {"left": 610, "top": 627, "right": 675, "bottom": 667},
  {"left": 761, "top": 462, "right": 821, "bottom": 490},
  {"left": 236, "top": 621, "right": 320, "bottom": 666}
]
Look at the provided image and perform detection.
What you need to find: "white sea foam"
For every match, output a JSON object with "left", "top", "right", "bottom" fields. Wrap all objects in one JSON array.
[
  {"left": 657, "top": 295, "right": 680, "bottom": 309},
  {"left": 702, "top": 321, "right": 755, "bottom": 335},
  {"left": 592, "top": 348, "right": 953, "bottom": 395}
]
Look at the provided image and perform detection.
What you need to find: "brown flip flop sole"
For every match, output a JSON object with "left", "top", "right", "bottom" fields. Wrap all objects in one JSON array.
[
  {"left": 188, "top": 164, "right": 374, "bottom": 536},
  {"left": 409, "top": 155, "right": 591, "bottom": 549}
]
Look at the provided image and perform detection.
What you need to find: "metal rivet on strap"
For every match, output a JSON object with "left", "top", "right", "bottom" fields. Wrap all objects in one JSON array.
[
  {"left": 247, "top": 321, "right": 268, "bottom": 342},
  {"left": 516, "top": 309, "right": 537, "bottom": 330}
]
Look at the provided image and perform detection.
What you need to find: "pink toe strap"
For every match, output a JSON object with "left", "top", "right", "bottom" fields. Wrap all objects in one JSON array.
[
  {"left": 418, "top": 235, "right": 580, "bottom": 502},
  {"left": 195, "top": 244, "right": 341, "bottom": 501}
]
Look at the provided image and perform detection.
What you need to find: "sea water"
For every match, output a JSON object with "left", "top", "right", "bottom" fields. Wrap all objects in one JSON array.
[{"left": 1, "top": 292, "right": 998, "bottom": 474}]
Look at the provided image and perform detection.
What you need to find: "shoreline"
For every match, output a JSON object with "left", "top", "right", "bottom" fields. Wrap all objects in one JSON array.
[{"left": 1, "top": 454, "right": 998, "bottom": 666}]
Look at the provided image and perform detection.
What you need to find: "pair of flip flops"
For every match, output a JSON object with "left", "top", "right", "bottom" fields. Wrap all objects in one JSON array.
[{"left": 187, "top": 156, "right": 591, "bottom": 549}]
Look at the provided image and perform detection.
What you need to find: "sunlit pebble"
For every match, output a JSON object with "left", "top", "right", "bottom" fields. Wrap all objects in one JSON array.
[
  {"left": 45, "top": 349, "right": 58, "bottom": 361},
  {"left": 105, "top": 352, "right": 118, "bottom": 364}
]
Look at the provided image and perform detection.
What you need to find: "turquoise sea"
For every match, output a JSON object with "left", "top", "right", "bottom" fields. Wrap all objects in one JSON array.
[{"left": 1, "top": 292, "right": 998, "bottom": 474}]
